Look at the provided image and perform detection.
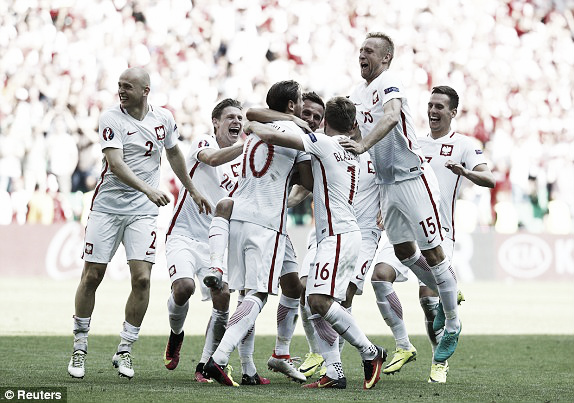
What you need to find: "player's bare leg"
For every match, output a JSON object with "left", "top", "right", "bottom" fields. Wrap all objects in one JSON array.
[
  {"left": 112, "top": 260, "right": 152, "bottom": 379},
  {"left": 164, "top": 277, "right": 194, "bottom": 370},
  {"left": 68, "top": 262, "right": 107, "bottom": 378}
]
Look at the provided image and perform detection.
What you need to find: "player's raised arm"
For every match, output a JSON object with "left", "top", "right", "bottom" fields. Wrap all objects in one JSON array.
[
  {"left": 165, "top": 144, "right": 213, "bottom": 215},
  {"left": 243, "top": 121, "right": 305, "bottom": 151},
  {"left": 246, "top": 107, "right": 312, "bottom": 133},
  {"left": 445, "top": 160, "right": 496, "bottom": 188}
]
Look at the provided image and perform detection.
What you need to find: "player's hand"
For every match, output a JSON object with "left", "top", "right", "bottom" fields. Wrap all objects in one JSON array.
[
  {"left": 146, "top": 188, "right": 171, "bottom": 207},
  {"left": 376, "top": 210, "right": 385, "bottom": 230},
  {"left": 338, "top": 137, "right": 365, "bottom": 154},
  {"left": 190, "top": 190, "right": 213, "bottom": 215},
  {"left": 291, "top": 116, "right": 312, "bottom": 133},
  {"left": 445, "top": 160, "right": 466, "bottom": 177}
]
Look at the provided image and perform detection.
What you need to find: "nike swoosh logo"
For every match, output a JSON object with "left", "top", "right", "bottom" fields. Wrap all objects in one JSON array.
[
  {"left": 127, "top": 131, "right": 137, "bottom": 135},
  {"left": 208, "top": 234, "right": 221, "bottom": 238},
  {"left": 364, "top": 361, "right": 381, "bottom": 388},
  {"left": 146, "top": 251, "right": 154, "bottom": 255},
  {"left": 437, "top": 281, "right": 445, "bottom": 285},
  {"left": 355, "top": 275, "right": 363, "bottom": 280},
  {"left": 318, "top": 379, "right": 337, "bottom": 388},
  {"left": 428, "top": 236, "right": 436, "bottom": 244},
  {"left": 314, "top": 283, "right": 325, "bottom": 288}
]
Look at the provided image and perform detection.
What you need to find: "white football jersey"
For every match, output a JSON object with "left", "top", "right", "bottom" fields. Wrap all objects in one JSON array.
[
  {"left": 231, "top": 120, "right": 309, "bottom": 233},
  {"left": 91, "top": 105, "right": 179, "bottom": 215},
  {"left": 354, "top": 152, "right": 380, "bottom": 234},
  {"left": 166, "top": 134, "right": 242, "bottom": 241},
  {"left": 350, "top": 70, "right": 424, "bottom": 185},
  {"left": 300, "top": 131, "right": 360, "bottom": 244},
  {"left": 418, "top": 131, "right": 488, "bottom": 241}
]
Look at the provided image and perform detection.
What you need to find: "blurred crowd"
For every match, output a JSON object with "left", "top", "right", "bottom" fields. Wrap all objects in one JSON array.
[{"left": 1, "top": 0, "right": 573, "bottom": 233}]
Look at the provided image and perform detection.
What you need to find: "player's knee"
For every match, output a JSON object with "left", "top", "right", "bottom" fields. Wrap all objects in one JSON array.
[
  {"left": 215, "top": 198, "right": 234, "bottom": 219},
  {"left": 371, "top": 263, "right": 396, "bottom": 282},
  {"left": 421, "top": 245, "right": 445, "bottom": 266},
  {"left": 307, "top": 294, "right": 330, "bottom": 316},
  {"left": 280, "top": 273, "right": 302, "bottom": 297},
  {"left": 81, "top": 264, "right": 106, "bottom": 288},
  {"left": 172, "top": 278, "right": 195, "bottom": 302},
  {"left": 211, "top": 285, "right": 230, "bottom": 310},
  {"left": 131, "top": 273, "right": 151, "bottom": 292}
]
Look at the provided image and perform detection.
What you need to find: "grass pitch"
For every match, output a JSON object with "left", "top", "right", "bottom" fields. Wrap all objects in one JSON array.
[{"left": 0, "top": 335, "right": 572, "bottom": 403}]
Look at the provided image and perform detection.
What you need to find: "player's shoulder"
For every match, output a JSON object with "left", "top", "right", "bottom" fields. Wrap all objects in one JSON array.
[
  {"left": 271, "top": 119, "right": 304, "bottom": 133},
  {"left": 191, "top": 133, "right": 217, "bottom": 149},
  {"left": 100, "top": 105, "right": 123, "bottom": 120}
]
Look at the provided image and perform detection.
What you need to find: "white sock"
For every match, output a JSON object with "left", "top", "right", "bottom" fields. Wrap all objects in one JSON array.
[
  {"left": 239, "top": 325, "right": 257, "bottom": 376},
  {"left": 212, "top": 295, "right": 265, "bottom": 366},
  {"left": 167, "top": 293, "right": 189, "bottom": 335},
  {"left": 274, "top": 294, "right": 299, "bottom": 356},
  {"left": 118, "top": 321, "right": 140, "bottom": 354},
  {"left": 209, "top": 217, "right": 229, "bottom": 269},
  {"left": 311, "top": 314, "right": 343, "bottom": 379},
  {"left": 401, "top": 251, "right": 439, "bottom": 294},
  {"left": 300, "top": 301, "right": 320, "bottom": 354},
  {"left": 338, "top": 306, "right": 352, "bottom": 353},
  {"left": 72, "top": 315, "right": 90, "bottom": 353},
  {"left": 199, "top": 308, "right": 229, "bottom": 363},
  {"left": 430, "top": 258, "right": 460, "bottom": 333},
  {"left": 323, "top": 302, "right": 377, "bottom": 361},
  {"left": 372, "top": 281, "right": 412, "bottom": 350}
]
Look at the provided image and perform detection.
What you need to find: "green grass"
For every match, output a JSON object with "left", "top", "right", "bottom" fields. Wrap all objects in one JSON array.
[{"left": 0, "top": 335, "right": 573, "bottom": 403}]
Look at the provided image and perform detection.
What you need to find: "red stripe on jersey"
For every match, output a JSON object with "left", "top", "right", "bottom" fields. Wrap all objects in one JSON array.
[
  {"left": 401, "top": 111, "right": 424, "bottom": 164},
  {"left": 317, "top": 159, "right": 334, "bottom": 236},
  {"left": 268, "top": 232, "right": 282, "bottom": 294},
  {"left": 166, "top": 161, "right": 200, "bottom": 237},
  {"left": 330, "top": 234, "right": 341, "bottom": 296},
  {"left": 90, "top": 161, "right": 109, "bottom": 210},
  {"left": 421, "top": 173, "right": 444, "bottom": 241},
  {"left": 451, "top": 175, "right": 461, "bottom": 242},
  {"left": 241, "top": 137, "right": 254, "bottom": 178}
]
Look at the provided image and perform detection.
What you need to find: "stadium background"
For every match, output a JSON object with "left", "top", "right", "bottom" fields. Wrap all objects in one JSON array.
[{"left": 0, "top": 0, "right": 573, "bottom": 337}]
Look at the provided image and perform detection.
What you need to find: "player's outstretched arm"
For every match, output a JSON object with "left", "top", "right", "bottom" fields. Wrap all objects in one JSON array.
[
  {"left": 445, "top": 161, "right": 496, "bottom": 188},
  {"left": 243, "top": 122, "right": 305, "bottom": 151},
  {"left": 246, "top": 108, "right": 311, "bottom": 133},
  {"left": 165, "top": 145, "right": 213, "bottom": 215},
  {"left": 197, "top": 142, "right": 244, "bottom": 167},
  {"left": 103, "top": 147, "right": 171, "bottom": 207}
]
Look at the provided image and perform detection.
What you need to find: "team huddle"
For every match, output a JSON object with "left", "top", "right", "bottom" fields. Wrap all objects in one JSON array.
[{"left": 66, "top": 32, "right": 495, "bottom": 389}]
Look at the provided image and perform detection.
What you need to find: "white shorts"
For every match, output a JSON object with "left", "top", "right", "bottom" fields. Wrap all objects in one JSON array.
[
  {"left": 83, "top": 211, "right": 157, "bottom": 264},
  {"left": 166, "top": 234, "right": 228, "bottom": 301},
  {"left": 350, "top": 228, "right": 381, "bottom": 295},
  {"left": 299, "top": 227, "right": 317, "bottom": 279},
  {"left": 228, "top": 220, "right": 286, "bottom": 295},
  {"left": 306, "top": 231, "right": 361, "bottom": 302},
  {"left": 374, "top": 235, "right": 455, "bottom": 285},
  {"left": 380, "top": 170, "right": 443, "bottom": 251},
  {"left": 282, "top": 235, "right": 299, "bottom": 276}
]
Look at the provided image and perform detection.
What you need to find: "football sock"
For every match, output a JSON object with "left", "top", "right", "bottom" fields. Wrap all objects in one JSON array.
[
  {"left": 430, "top": 258, "right": 460, "bottom": 333},
  {"left": 401, "top": 251, "right": 439, "bottom": 294},
  {"left": 420, "top": 295, "right": 444, "bottom": 364},
  {"left": 208, "top": 217, "right": 229, "bottom": 269},
  {"left": 200, "top": 308, "right": 229, "bottom": 363},
  {"left": 118, "top": 320, "right": 140, "bottom": 354},
  {"left": 167, "top": 293, "right": 189, "bottom": 335},
  {"left": 338, "top": 306, "right": 352, "bottom": 353},
  {"left": 72, "top": 315, "right": 90, "bottom": 353},
  {"left": 212, "top": 295, "right": 265, "bottom": 366},
  {"left": 239, "top": 325, "right": 257, "bottom": 376},
  {"left": 322, "top": 302, "right": 376, "bottom": 360},
  {"left": 310, "top": 314, "right": 342, "bottom": 380},
  {"left": 300, "top": 300, "right": 320, "bottom": 354},
  {"left": 373, "top": 281, "right": 412, "bottom": 350},
  {"left": 274, "top": 294, "right": 299, "bottom": 356}
]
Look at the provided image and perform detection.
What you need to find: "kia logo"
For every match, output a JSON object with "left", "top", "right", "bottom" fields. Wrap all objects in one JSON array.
[{"left": 498, "top": 234, "right": 551, "bottom": 279}]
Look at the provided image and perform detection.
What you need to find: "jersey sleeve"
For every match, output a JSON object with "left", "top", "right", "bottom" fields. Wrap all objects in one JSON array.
[
  {"left": 461, "top": 136, "right": 488, "bottom": 170},
  {"left": 163, "top": 109, "right": 179, "bottom": 149},
  {"left": 377, "top": 71, "right": 406, "bottom": 104},
  {"left": 98, "top": 110, "right": 123, "bottom": 151},
  {"left": 300, "top": 131, "right": 328, "bottom": 157},
  {"left": 189, "top": 135, "right": 218, "bottom": 162}
]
